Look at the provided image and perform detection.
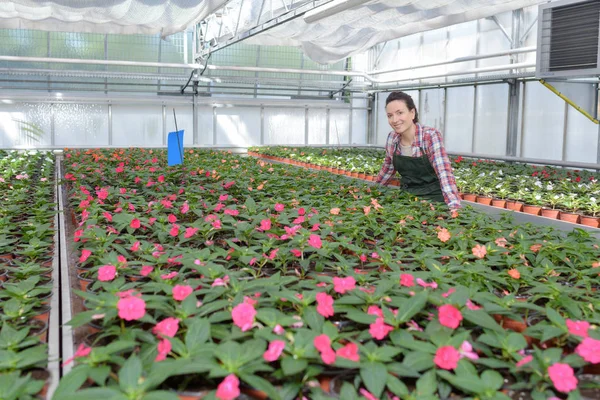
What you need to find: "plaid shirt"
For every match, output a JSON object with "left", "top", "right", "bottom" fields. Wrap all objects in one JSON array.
[{"left": 376, "top": 124, "right": 461, "bottom": 209}]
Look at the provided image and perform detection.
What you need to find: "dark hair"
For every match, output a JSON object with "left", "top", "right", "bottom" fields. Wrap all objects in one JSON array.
[{"left": 385, "top": 91, "right": 419, "bottom": 123}]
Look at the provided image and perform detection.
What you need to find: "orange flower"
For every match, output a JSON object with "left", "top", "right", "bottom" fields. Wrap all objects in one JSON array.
[
  {"left": 330, "top": 208, "right": 340, "bottom": 215},
  {"left": 437, "top": 228, "right": 451, "bottom": 243},
  {"left": 363, "top": 206, "right": 371, "bottom": 216},
  {"left": 508, "top": 269, "right": 521, "bottom": 279},
  {"left": 530, "top": 244, "right": 542, "bottom": 252},
  {"left": 472, "top": 244, "right": 487, "bottom": 259}
]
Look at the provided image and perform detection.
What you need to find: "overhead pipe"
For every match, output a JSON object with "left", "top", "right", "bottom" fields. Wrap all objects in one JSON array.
[
  {"left": 303, "top": 0, "right": 372, "bottom": 23},
  {"left": 0, "top": 55, "right": 202, "bottom": 70}
]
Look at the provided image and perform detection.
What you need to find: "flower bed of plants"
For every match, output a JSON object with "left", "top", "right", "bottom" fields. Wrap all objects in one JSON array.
[
  {"left": 0, "top": 150, "right": 56, "bottom": 399},
  {"left": 248, "top": 146, "right": 600, "bottom": 226},
  {"left": 52, "top": 147, "right": 600, "bottom": 400}
]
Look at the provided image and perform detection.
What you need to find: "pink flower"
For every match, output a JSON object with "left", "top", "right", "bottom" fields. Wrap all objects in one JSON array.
[
  {"left": 161, "top": 271, "right": 178, "bottom": 280},
  {"left": 117, "top": 296, "right": 146, "bottom": 321},
  {"left": 79, "top": 249, "right": 92, "bottom": 264},
  {"left": 232, "top": 302, "right": 256, "bottom": 332},
  {"left": 263, "top": 340, "right": 286, "bottom": 362},
  {"left": 62, "top": 343, "right": 92, "bottom": 366},
  {"left": 212, "top": 275, "right": 230, "bottom": 287},
  {"left": 459, "top": 341, "right": 479, "bottom": 360},
  {"left": 416, "top": 278, "right": 438, "bottom": 289},
  {"left": 314, "top": 334, "right": 331, "bottom": 352},
  {"left": 369, "top": 317, "right": 394, "bottom": 340},
  {"left": 274, "top": 203, "right": 284, "bottom": 212},
  {"left": 293, "top": 216, "right": 305, "bottom": 224},
  {"left": 336, "top": 342, "right": 360, "bottom": 362},
  {"left": 155, "top": 338, "right": 172, "bottom": 361},
  {"left": 367, "top": 305, "right": 383, "bottom": 318},
  {"left": 172, "top": 285, "right": 193, "bottom": 301},
  {"left": 438, "top": 304, "right": 463, "bottom": 329},
  {"left": 96, "top": 188, "right": 108, "bottom": 200},
  {"left": 153, "top": 317, "right": 180, "bottom": 338},
  {"left": 465, "top": 299, "right": 482, "bottom": 310},
  {"left": 320, "top": 348, "right": 336, "bottom": 364},
  {"left": 290, "top": 249, "right": 302, "bottom": 257},
  {"left": 548, "top": 363, "right": 578, "bottom": 393},
  {"left": 259, "top": 219, "right": 272, "bottom": 231},
  {"left": 273, "top": 324, "right": 285, "bottom": 335},
  {"left": 315, "top": 292, "right": 334, "bottom": 318},
  {"left": 359, "top": 389, "right": 378, "bottom": 400},
  {"left": 98, "top": 265, "right": 116, "bottom": 281},
  {"left": 437, "top": 228, "right": 451, "bottom": 242},
  {"left": 184, "top": 227, "right": 199, "bottom": 238},
  {"left": 181, "top": 202, "right": 189, "bottom": 214},
  {"left": 399, "top": 274, "right": 415, "bottom": 287},
  {"left": 216, "top": 374, "right": 240, "bottom": 400},
  {"left": 298, "top": 208, "right": 306, "bottom": 216},
  {"left": 102, "top": 212, "right": 112, "bottom": 222},
  {"left": 219, "top": 194, "right": 229, "bottom": 201},
  {"left": 212, "top": 220, "right": 222, "bottom": 229},
  {"left": 566, "top": 319, "right": 590, "bottom": 338},
  {"left": 516, "top": 355, "right": 533, "bottom": 367},
  {"left": 130, "top": 241, "right": 141, "bottom": 252},
  {"left": 333, "top": 276, "right": 356, "bottom": 294},
  {"left": 472, "top": 244, "right": 487, "bottom": 258},
  {"left": 130, "top": 218, "right": 141, "bottom": 229},
  {"left": 140, "top": 265, "right": 153, "bottom": 276},
  {"left": 434, "top": 346, "right": 460, "bottom": 370},
  {"left": 495, "top": 237, "right": 508, "bottom": 247},
  {"left": 442, "top": 288, "right": 456, "bottom": 298},
  {"left": 168, "top": 214, "right": 177, "bottom": 223},
  {"left": 224, "top": 209, "right": 239, "bottom": 216},
  {"left": 575, "top": 337, "right": 600, "bottom": 363},
  {"left": 359, "top": 254, "right": 367, "bottom": 262},
  {"left": 169, "top": 224, "right": 179, "bottom": 237},
  {"left": 307, "top": 234, "right": 322, "bottom": 249}
]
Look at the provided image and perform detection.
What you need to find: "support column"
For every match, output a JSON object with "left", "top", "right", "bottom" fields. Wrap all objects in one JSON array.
[{"left": 506, "top": 80, "right": 520, "bottom": 156}]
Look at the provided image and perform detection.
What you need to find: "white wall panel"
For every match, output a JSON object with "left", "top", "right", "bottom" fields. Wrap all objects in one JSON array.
[
  {"left": 329, "top": 109, "right": 350, "bottom": 145},
  {"left": 351, "top": 99, "right": 368, "bottom": 144},
  {"left": 521, "top": 81, "right": 564, "bottom": 160},
  {"left": 308, "top": 109, "right": 327, "bottom": 145},
  {"left": 197, "top": 106, "right": 214, "bottom": 145},
  {"left": 477, "top": 13, "right": 512, "bottom": 76},
  {"left": 474, "top": 85, "right": 509, "bottom": 155},
  {"left": 264, "top": 107, "right": 305, "bottom": 144},
  {"left": 0, "top": 103, "right": 52, "bottom": 148},
  {"left": 215, "top": 107, "right": 260, "bottom": 146},
  {"left": 565, "top": 106, "right": 598, "bottom": 163},
  {"left": 390, "top": 33, "right": 422, "bottom": 84},
  {"left": 445, "top": 87, "right": 475, "bottom": 153},
  {"left": 166, "top": 105, "right": 193, "bottom": 145},
  {"left": 419, "top": 89, "right": 445, "bottom": 131},
  {"left": 420, "top": 29, "right": 448, "bottom": 84},
  {"left": 112, "top": 105, "right": 162, "bottom": 146}
]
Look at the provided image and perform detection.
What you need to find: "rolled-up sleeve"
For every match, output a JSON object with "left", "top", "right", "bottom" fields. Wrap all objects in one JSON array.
[{"left": 376, "top": 131, "right": 396, "bottom": 185}]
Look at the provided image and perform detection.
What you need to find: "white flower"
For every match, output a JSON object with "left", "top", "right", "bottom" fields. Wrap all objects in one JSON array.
[
  {"left": 546, "top": 184, "right": 554, "bottom": 191},
  {"left": 534, "top": 181, "right": 542, "bottom": 188}
]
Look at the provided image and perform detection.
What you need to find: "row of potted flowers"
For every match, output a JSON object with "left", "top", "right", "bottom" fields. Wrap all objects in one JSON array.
[
  {"left": 0, "top": 150, "right": 56, "bottom": 399},
  {"left": 247, "top": 147, "right": 600, "bottom": 227},
  {"left": 52, "top": 147, "right": 600, "bottom": 399}
]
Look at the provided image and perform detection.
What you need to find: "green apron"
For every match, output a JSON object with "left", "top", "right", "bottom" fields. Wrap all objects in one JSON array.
[{"left": 392, "top": 143, "right": 445, "bottom": 203}]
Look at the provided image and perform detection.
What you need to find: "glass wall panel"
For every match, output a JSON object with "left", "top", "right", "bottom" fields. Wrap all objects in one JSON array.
[
  {"left": 197, "top": 106, "right": 214, "bottom": 145},
  {"left": 445, "top": 87, "right": 475, "bottom": 153},
  {"left": 329, "top": 109, "right": 350, "bottom": 145},
  {"left": 54, "top": 103, "right": 109, "bottom": 147},
  {"left": 166, "top": 104, "right": 193, "bottom": 145},
  {"left": 112, "top": 105, "right": 163, "bottom": 146},
  {"left": 0, "top": 102, "right": 53, "bottom": 148},
  {"left": 308, "top": 109, "right": 327, "bottom": 145},
  {"left": 474, "top": 84, "right": 509, "bottom": 156},
  {"left": 215, "top": 107, "right": 260, "bottom": 146},
  {"left": 264, "top": 107, "right": 305, "bottom": 145}
]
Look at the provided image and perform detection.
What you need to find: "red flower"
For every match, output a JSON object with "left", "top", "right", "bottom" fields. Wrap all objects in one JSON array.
[
  {"left": 98, "top": 265, "right": 116, "bottom": 281},
  {"left": 184, "top": 227, "right": 199, "bottom": 238},
  {"left": 437, "top": 228, "right": 451, "bottom": 242},
  {"left": 232, "top": 302, "right": 256, "bottom": 332},
  {"left": 117, "top": 296, "right": 146, "bottom": 321},
  {"left": 155, "top": 338, "right": 171, "bottom": 361},
  {"left": 102, "top": 212, "right": 113, "bottom": 222},
  {"left": 79, "top": 249, "right": 92, "bottom": 264},
  {"left": 172, "top": 285, "right": 193, "bottom": 301},
  {"left": 516, "top": 354, "right": 533, "bottom": 367},
  {"left": 332, "top": 276, "right": 356, "bottom": 294},
  {"left": 290, "top": 249, "right": 302, "bottom": 257},
  {"left": 130, "top": 218, "right": 141, "bottom": 229},
  {"left": 369, "top": 317, "right": 394, "bottom": 340},
  {"left": 399, "top": 273, "right": 415, "bottom": 287},
  {"left": 434, "top": 346, "right": 460, "bottom": 370},
  {"left": 307, "top": 234, "right": 322, "bottom": 249},
  {"left": 465, "top": 299, "right": 482, "bottom": 310},
  {"left": 169, "top": 224, "right": 179, "bottom": 237},
  {"left": 438, "top": 304, "right": 463, "bottom": 329},
  {"left": 575, "top": 337, "right": 600, "bottom": 363},
  {"left": 336, "top": 342, "right": 360, "bottom": 362},
  {"left": 263, "top": 340, "right": 286, "bottom": 362},
  {"left": 168, "top": 214, "right": 177, "bottom": 223},
  {"left": 216, "top": 374, "right": 240, "bottom": 400},
  {"left": 130, "top": 241, "right": 141, "bottom": 252},
  {"left": 548, "top": 363, "right": 578, "bottom": 393},
  {"left": 315, "top": 292, "right": 334, "bottom": 318},
  {"left": 313, "top": 334, "right": 336, "bottom": 365},
  {"left": 181, "top": 202, "right": 190, "bottom": 214},
  {"left": 566, "top": 319, "right": 590, "bottom": 338},
  {"left": 259, "top": 219, "right": 271, "bottom": 231},
  {"left": 298, "top": 207, "right": 306, "bottom": 216}
]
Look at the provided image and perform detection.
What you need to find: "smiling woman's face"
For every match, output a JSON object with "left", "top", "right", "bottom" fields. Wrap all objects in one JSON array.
[{"left": 386, "top": 100, "right": 415, "bottom": 136}]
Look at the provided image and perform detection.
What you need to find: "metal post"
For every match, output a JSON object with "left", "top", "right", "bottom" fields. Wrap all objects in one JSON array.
[
  {"left": 108, "top": 103, "right": 113, "bottom": 146},
  {"left": 519, "top": 82, "right": 527, "bottom": 157},
  {"left": 158, "top": 38, "right": 162, "bottom": 93},
  {"left": 162, "top": 104, "right": 167, "bottom": 146},
  {"left": 304, "top": 106, "right": 309, "bottom": 145},
  {"left": 184, "top": 29, "right": 189, "bottom": 64},
  {"left": 348, "top": 104, "right": 353, "bottom": 144},
  {"left": 506, "top": 80, "right": 521, "bottom": 156},
  {"left": 260, "top": 105, "right": 265, "bottom": 145},
  {"left": 234, "top": 0, "right": 246, "bottom": 38},
  {"left": 213, "top": 106, "right": 217, "bottom": 145},
  {"left": 50, "top": 103, "right": 55, "bottom": 147},
  {"left": 442, "top": 87, "right": 448, "bottom": 145},
  {"left": 193, "top": 95, "right": 198, "bottom": 145},
  {"left": 471, "top": 85, "right": 478, "bottom": 152},
  {"left": 475, "top": 19, "right": 480, "bottom": 80},
  {"left": 47, "top": 32, "right": 51, "bottom": 92},
  {"left": 562, "top": 101, "right": 569, "bottom": 161},
  {"left": 326, "top": 107, "right": 330, "bottom": 144},
  {"left": 104, "top": 34, "right": 108, "bottom": 94}
]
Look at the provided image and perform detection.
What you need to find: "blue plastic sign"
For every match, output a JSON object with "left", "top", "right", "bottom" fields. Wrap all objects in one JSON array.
[{"left": 167, "top": 130, "right": 184, "bottom": 166}]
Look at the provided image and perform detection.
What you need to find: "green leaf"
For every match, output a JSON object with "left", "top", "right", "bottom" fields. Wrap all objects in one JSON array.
[
  {"left": 416, "top": 370, "right": 437, "bottom": 396},
  {"left": 281, "top": 357, "right": 308, "bottom": 376},
  {"left": 505, "top": 333, "right": 527, "bottom": 352},
  {"left": 52, "top": 365, "right": 90, "bottom": 397},
  {"left": 541, "top": 326, "right": 566, "bottom": 344},
  {"left": 386, "top": 374, "right": 409, "bottom": 396},
  {"left": 396, "top": 292, "right": 428, "bottom": 323},
  {"left": 344, "top": 310, "right": 377, "bottom": 325},
  {"left": 303, "top": 307, "right": 324, "bottom": 332},
  {"left": 360, "top": 361, "right": 387, "bottom": 398},
  {"left": 462, "top": 309, "right": 505, "bottom": 333},
  {"left": 60, "top": 388, "right": 128, "bottom": 400},
  {"left": 142, "top": 391, "right": 181, "bottom": 400},
  {"left": 340, "top": 382, "right": 359, "bottom": 400},
  {"left": 118, "top": 355, "right": 143, "bottom": 393},
  {"left": 481, "top": 370, "right": 504, "bottom": 391},
  {"left": 185, "top": 318, "right": 211, "bottom": 349},
  {"left": 545, "top": 306, "right": 566, "bottom": 327},
  {"left": 240, "top": 373, "right": 281, "bottom": 400},
  {"left": 402, "top": 351, "right": 434, "bottom": 372}
]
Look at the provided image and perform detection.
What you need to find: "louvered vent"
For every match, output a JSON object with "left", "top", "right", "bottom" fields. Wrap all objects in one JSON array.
[{"left": 537, "top": 0, "right": 600, "bottom": 78}]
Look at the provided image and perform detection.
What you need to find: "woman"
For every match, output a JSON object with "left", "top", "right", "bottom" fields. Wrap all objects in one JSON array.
[{"left": 375, "top": 91, "right": 461, "bottom": 210}]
